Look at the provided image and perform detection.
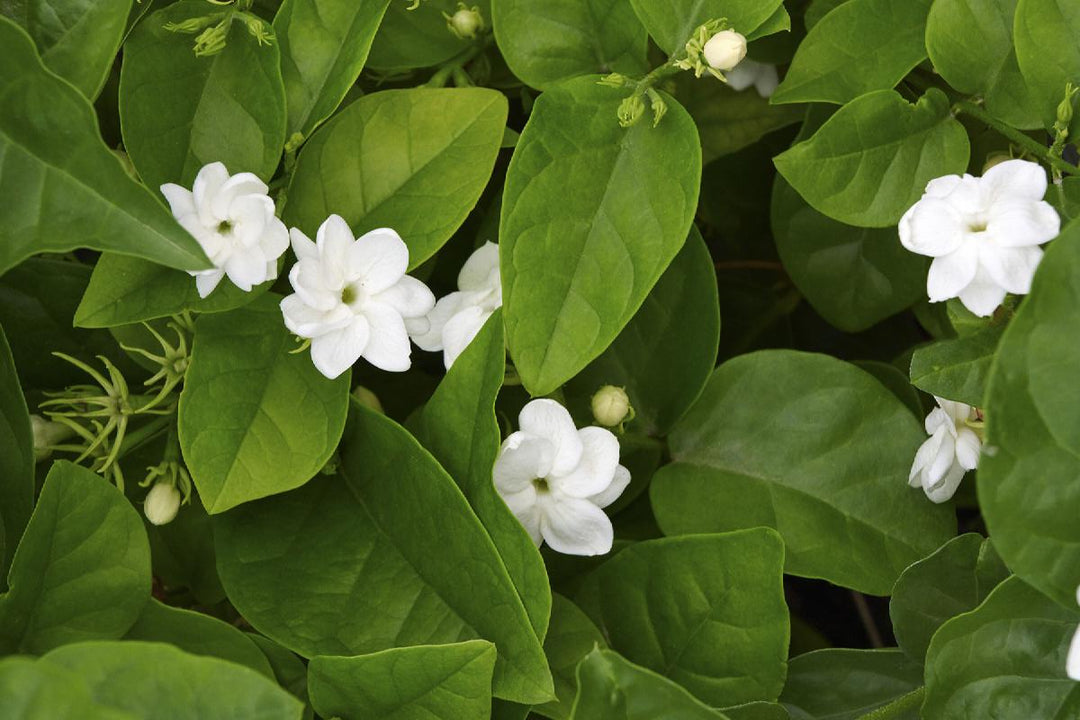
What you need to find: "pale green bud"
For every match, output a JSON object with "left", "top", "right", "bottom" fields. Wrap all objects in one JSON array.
[
  {"left": 617, "top": 94, "right": 646, "bottom": 128},
  {"left": 30, "top": 414, "right": 73, "bottom": 463},
  {"left": 591, "top": 385, "right": 632, "bottom": 427},
  {"left": 445, "top": 4, "right": 484, "bottom": 39},
  {"left": 144, "top": 482, "right": 182, "bottom": 526}
]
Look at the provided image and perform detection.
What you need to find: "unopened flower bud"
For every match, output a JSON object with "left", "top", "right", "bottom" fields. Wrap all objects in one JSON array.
[
  {"left": 617, "top": 94, "right": 646, "bottom": 128},
  {"left": 30, "top": 414, "right": 72, "bottom": 463},
  {"left": 703, "top": 30, "right": 747, "bottom": 72},
  {"left": 1057, "top": 83, "right": 1078, "bottom": 128},
  {"left": 144, "top": 482, "right": 182, "bottom": 526},
  {"left": 351, "top": 385, "right": 384, "bottom": 414},
  {"left": 591, "top": 385, "right": 631, "bottom": 427},
  {"left": 445, "top": 4, "right": 483, "bottom": 39}
]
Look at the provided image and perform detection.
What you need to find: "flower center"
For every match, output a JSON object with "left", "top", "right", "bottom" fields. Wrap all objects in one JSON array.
[
  {"left": 217, "top": 220, "right": 233, "bottom": 235},
  {"left": 532, "top": 477, "right": 550, "bottom": 495},
  {"left": 341, "top": 285, "right": 357, "bottom": 305}
]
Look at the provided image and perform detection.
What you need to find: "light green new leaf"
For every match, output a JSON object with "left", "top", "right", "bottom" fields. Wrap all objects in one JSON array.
[
  {"left": 651, "top": 350, "right": 956, "bottom": 595},
  {"left": 923, "top": 577, "right": 1080, "bottom": 718},
  {"left": 1014, "top": 0, "right": 1080, "bottom": 138},
  {"left": 889, "top": 533, "right": 1009, "bottom": 663},
  {"left": 366, "top": 0, "right": 490, "bottom": 71},
  {"left": 0, "top": 17, "right": 209, "bottom": 276},
  {"left": 780, "top": 649, "right": 923, "bottom": 720},
  {"left": 0, "top": 462, "right": 150, "bottom": 654},
  {"left": 273, "top": 0, "right": 391, "bottom": 141},
  {"left": 178, "top": 297, "right": 350, "bottom": 513},
  {"left": 576, "top": 530, "right": 789, "bottom": 707},
  {"left": 0, "top": 657, "right": 133, "bottom": 720},
  {"left": 535, "top": 594, "right": 608, "bottom": 720},
  {"left": 1, "top": 0, "right": 131, "bottom": 99},
  {"left": 492, "top": 0, "right": 648, "bottom": 90},
  {"left": 0, "top": 324, "right": 32, "bottom": 584},
  {"left": 627, "top": 0, "right": 785, "bottom": 54},
  {"left": 501, "top": 76, "right": 700, "bottom": 396},
  {"left": 979, "top": 223, "right": 1080, "bottom": 607},
  {"left": 774, "top": 89, "right": 969, "bottom": 228},
  {"left": 771, "top": 0, "right": 932, "bottom": 105},
  {"left": 308, "top": 641, "right": 496, "bottom": 720},
  {"left": 119, "top": 1, "right": 287, "bottom": 191},
  {"left": 909, "top": 323, "right": 1005, "bottom": 406},
  {"left": 284, "top": 88, "right": 507, "bottom": 268}
]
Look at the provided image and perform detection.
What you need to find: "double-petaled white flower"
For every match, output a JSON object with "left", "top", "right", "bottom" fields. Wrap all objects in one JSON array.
[
  {"left": 493, "top": 399, "right": 630, "bottom": 556},
  {"left": 725, "top": 59, "right": 779, "bottom": 98},
  {"left": 161, "top": 162, "right": 289, "bottom": 298},
  {"left": 408, "top": 241, "right": 501, "bottom": 369},
  {"left": 909, "top": 397, "right": 981, "bottom": 503},
  {"left": 899, "top": 159, "right": 1060, "bottom": 317},
  {"left": 1067, "top": 586, "right": 1080, "bottom": 680},
  {"left": 280, "top": 215, "right": 435, "bottom": 379}
]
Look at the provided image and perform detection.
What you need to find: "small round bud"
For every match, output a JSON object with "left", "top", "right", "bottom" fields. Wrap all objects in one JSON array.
[
  {"left": 703, "top": 30, "right": 747, "bottom": 72},
  {"left": 448, "top": 6, "right": 483, "bottom": 39},
  {"left": 144, "top": 483, "right": 182, "bottom": 526},
  {"left": 591, "top": 385, "right": 631, "bottom": 427},
  {"left": 351, "top": 385, "right": 384, "bottom": 414},
  {"left": 30, "top": 414, "right": 72, "bottom": 463}
]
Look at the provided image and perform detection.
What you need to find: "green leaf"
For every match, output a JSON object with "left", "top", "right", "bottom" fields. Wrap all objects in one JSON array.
[
  {"left": 0, "top": 17, "right": 209, "bottom": 276},
  {"left": 501, "top": 76, "right": 700, "bottom": 395},
  {"left": 1, "top": 0, "right": 131, "bottom": 99},
  {"left": 535, "top": 594, "right": 608, "bottom": 720},
  {"left": 979, "top": 223, "right": 1080, "bottom": 607},
  {"left": 722, "top": 702, "right": 789, "bottom": 720},
  {"left": 413, "top": 310, "right": 551, "bottom": 641},
  {"left": 145, "top": 492, "right": 226, "bottom": 605},
  {"left": 283, "top": 87, "right": 507, "bottom": 268},
  {"left": 780, "top": 649, "right": 923, "bottom": 720},
  {"left": 774, "top": 89, "right": 970, "bottom": 228},
  {"left": 889, "top": 533, "right": 1009, "bottom": 663},
  {"left": 366, "top": 0, "right": 489, "bottom": 71},
  {"left": 771, "top": 174, "right": 927, "bottom": 332},
  {"left": 570, "top": 648, "right": 733, "bottom": 719},
  {"left": 651, "top": 350, "right": 956, "bottom": 595},
  {"left": 215, "top": 405, "right": 554, "bottom": 704},
  {"left": 273, "top": 0, "right": 391, "bottom": 141},
  {"left": 854, "top": 360, "right": 923, "bottom": 418},
  {"left": 0, "top": 461, "right": 150, "bottom": 654},
  {"left": 575, "top": 530, "right": 789, "bottom": 707},
  {"left": 923, "top": 576, "right": 1080, "bottom": 718},
  {"left": 0, "top": 323, "right": 33, "bottom": 584},
  {"left": 178, "top": 297, "right": 349, "bottom": 513},
  {"left": 250, "top": 634, "right": 314, "bottom": 713},
  {"left": 1014, "top": 0, "right": 1080, "bottom": 138},
  {"left": 492, "top": 0, "right": 648, "bottom": 90},
  {"left": 308, "top": 641, "right": 497, "bottom": 720},
  {"left": 563, "top": 227, "right": 719, "bottom": 436},
  {"left": 74, "top": 253, "right": 269, "bottom": 328},
  {"left": 771, "top": 0, "right": 932, "bottom": 105},
  {"left": 804, "top": 0, "right": 849, "bottom": 30},
  {"left": 0, "top": 657, "right": 133, "bottom": 720},
  {"left": 909, "top": 323, "right": 1005, "bottom": 406},
  {"left": 119, "top": 1, "right": 287, "bottom": 191},
  {"left": 627, "top": 0, "right": 785, "bottom": 54}
]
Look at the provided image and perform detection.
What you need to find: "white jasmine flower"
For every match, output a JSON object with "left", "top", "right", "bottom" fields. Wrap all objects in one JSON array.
[
  {"left": 909, "top": 397, "right": 981, "bottom": 503},
  {"left": 280, "top": 215, "right": 435, "bottom": 379},
  {"left": 1068, "top": 586, "right": 1080, "bottom": 680},
  {"left": 161, "top": 162, "right": 289, "bottom": 298},
  {"left": 703, "top": 30, "right": 747, "bottom": 72},
  {"left": 144, "top": 482, "right": 182, "bottom": 526},
  {"left": 493, "top": 399, "right": 630, "bottom": 556},
  {"left": 725, "top": 59, "right": 779, "bottom": 98},
  {"left": 408, "top": 241, "right": 501, "bottom": 369},
  {"left": 899, "top": 159, "right": 1060, "bottom": 317}
]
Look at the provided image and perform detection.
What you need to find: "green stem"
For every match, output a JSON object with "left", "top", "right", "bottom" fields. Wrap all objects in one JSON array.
[
  {"left": 426, "top": 36, "right": 491, "bottom": 88},
  {"left": 953, "top": 100, "right": 1077, "bottom": 176},
  {"left": 856, "top": 688, "right": 926, "bottom": 720},
  {"left": 118, "top": 413, "right": 174, "bottom": 459}
]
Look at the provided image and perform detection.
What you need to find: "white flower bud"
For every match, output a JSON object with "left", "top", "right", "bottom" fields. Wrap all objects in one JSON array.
[
  {"left": 703, "top": 30, "right": 747, "bottom": 72},
  {"left": 447, "top": 5, "right": 483, "bottom": 39},
  {"left": 30, "top": 414, "right": 72, "bottom": 463},
  {"left": 144, "top": 483, "right": 182, "bottom": 526},
  {"left": 591, "top": 385, "right": 631, "bottom": 428}
]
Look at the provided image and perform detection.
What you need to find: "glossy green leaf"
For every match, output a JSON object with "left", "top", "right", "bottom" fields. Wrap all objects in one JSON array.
[
  {"left": 535, "top": 594, "right": 607, "bottom": 720},
  {"left": 492, "top": 0, "right": 648, "bottom": 90},
  {"left": 890, "top": 533, "right": 1009, "bottom": 663},
  {"left": 145, "top": 493, "right": 226, "bottom": 605},
  {"left": 722, "top": 702, "right": 789, "bottom": 720},
  {"left": 780, "top": 649, "right": 923, "bottom": 720},
  {"left": 1, "top": 0, "right": 131, "bottom": 99},
  {"left": 576, "top": 530, "right": 789, "bottom": 707},
  {"left": 651, "top": 350, "right": 956, "bottom": 595},
  {"left": 250, "top": 634, "right": 314, "bottom": 714},
  {"left": 1014, "top": 0, "right": 1080, "bottom": 137},
  {"left": 308, "top": 641, "right": 497, "bottom": 720},
  {"left": 273, "top": 0, "right": 391, "bottom": 141},
  {"left": 178, "top": 297, "right": 350, "bottom": 513},
  {"left": 909, "top": 323, "right": 1005, "bottom": 406},
  {"left": 119, "top": 1, "right": 287, "bottom": 191},
  {"left": 0, "top": 17, "right": 209, "bottom": 276},
  {"left": 854, "top": 360, "right": 923, "bottom": 418},
  {"left": 979, "top": 223, "right": 1080, "bottom": 607},
  {"left": 0, "top": 657, "right": 133, "bottom": 720},
  {"left": 804, "top": 0, "right": 848, "bottom": 30},
  {"left": 774, "top": 89, "right": 969, "bottom": 228},
  {"left": 0, "top": 323, "right": 32, "bottom": 584},
  {"left": 627, "top": 0, "right": 785, "bottom": 54},
  {"left": 0, "top": 461, "right": 150, "bottom": 654},
  {"left": 771, "top": 0, "right": 932, "bottom": 105},
  {"left": 366, "top": 0, "right": 489, "bottom": 71},
  {"left": 923, "top": 576, "right": 1080, "bottom": 718},
  {"left": 501, "top": 76, "right": 700, "bottom": 395},
  {"left": 284, "top": 87, "right": 507, "bottom": 268}
]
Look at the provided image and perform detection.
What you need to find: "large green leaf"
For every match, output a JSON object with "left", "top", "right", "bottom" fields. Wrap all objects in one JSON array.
[
  {"left": 979, "top": 223, "right": 1080, "bottom": 607},
  {"left": 535, "top": 594, "right": 608, "bottom": 720},
  {"left": 774, "top": 89, "right": 969, "bottom": 228},
  {"left": 0, "top": 657, "right": 133, "bottom": 719},
  {"left": 178, "top": 297, "right": 349, "bottom": 513},
  {"left": 492, "top": 0, "right": 648, "bottom": 90},
  {"left": 908, "top": 323, "right": 1005, "bottom": 407},
  {"left": 284, "top": 87, "right": 507, "bottom": 268},
  {"left": 366, "top": 0, "right": 489, "bottom": 71},
  {"left": 627, "top": 0, "right": 785, "bottom": 54},
  {"left": 1, "top": 0, "right": 131, "bottom": 99},
  {"left": 923, "top": 576, "right": 1080, "bottom": 718},
  {"left": 771, "top": 0, "right": 932, "bottom": 105},
  {"left": 0, "top": 461, "right": 150, "bottom": 654},
  {"left": 215, "top": 405, "right": 554, "bottom": 704},
  {"left": 780, "top": 649, "right": 923, "bottom": 720},
  {"left": 0, "top": 17, "right": 209, "bottom": 276},
  {"left": 651, "top": 350, "right": 956, "bottom": 595},
  {"left": 273, "top": 0, "right": 391, "bottom": 142},
  {"left": 0, "top": 323, "right": 32, "bottom": 584},
  {"left": 308, "top": 641, "right": 497, "bottom": 720},
  {"left": 1014, "top": 0, "right": 1080, "bottom": 138},
  {"left": 145, "top": 492, "right": 226, "bottom": 605},
  {"left": 575, "top": 530, "right": 789, "bottom": 707},
  {"left": 501, "top": 76, "right": 700, "bottom": 395},
  {"left": 119, "top": 1, "right": 287, "bottom": 191}
]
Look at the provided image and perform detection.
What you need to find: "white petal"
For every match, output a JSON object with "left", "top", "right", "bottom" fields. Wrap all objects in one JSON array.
[
  {"left": 955, "top": 428, "right": 981, "bottom": 471},
  {"left": 552, "top": 426, "right": 621, "bottom": 498},
  {"left": 980, "top": 159, "right": 1048, "bottom": 203},
  {"left": 291, "top": 260, "right": 340, "bottom": 312},
  {"left": 223, "top": 250, "right": 267, "bottom": 292},
  {"left": 724, "top": 61, "right": 756, "bottom": 91},
  {"left": 924, "top": 406, "right": 954, "bottom": 435},
  {"left": 160, "top": 183, "right": 195, "bottom": 218},
  {"left": 987, "top": 199, "right": 1061, "bottom": 247},
  {"left": 754, "top": 64, "right": 780, "bottom": 98},
  {"left": 260, "top": 217, "right": 290, "bottom": 262},
  {"left": 316, "top": 215, "right": 353, "bottom": 289},
  {"left": 360, "top": 302, "right": 411, "bottom": 372},
  {"left": 346, "top": 227, "right": 409, "bottom": 293},
  {"left": 493, "top": 432, "right": 553, "bottom": 494},
  {"left": 923, "top": 174, "right": 965, "bottom": 199},
  {"left": 409, "top": 292, "right": 470, "bottom": 351},
  {"left": 900, "top": 198, "right": 966, "bottom": 257},
  {"left": 374, "top": 276, "right": 436, "bottom": 319},
  {"left": 958, "top": 266, "right": 1008, "bottom": 317},
  {"left": 194, "top": 270, "right": 224, "bottom": 298},
  {"left": 910, "top": 431, "right": 945, "bottom": 486},
  {"left": 936, "top": 398, "right": 973, "bottom": 426},
  {"left": 212, "top": 172, "right": 269, "bottom": 219},
  {"left": 538, "top": 494, "right": 614, "bottom": 556},
  {"left": 228, "top": 194, "right": 272, "bottom": 248},
  {"left": 441, "top": 306, "right": 490, "bottom": 370},
  {"left": 280, "top": 294, "right": 352, "bottom": 338},
  {"left": 503, "top": 490, "right": 542, "bottom": 546},
  {"left": 458, "top": 241, "right": 501, "bottom": 292},
  {"left": 290, "top": 226, "right": 319, "bottom": 261},
  {"left": 923, "top": 461, "right": 965, "bottom": 503},
  {"left": 310, "top": 318, "right": 369, "bottom": 379},
  {"left": 927, "top": 242, "right": 978, "bottom": 302},
  {"left": 192, "top": 162, "right": 229, "bottom": 226},
  {"left": 926, "top": 427, "right": 957, "bottom": 488},
  {"left": 589, "top": 464, "right": 630, "bottom": 509},
  {"left": 518, "top": 399, "right": 583, "bottom": 477},
  {"left": 979, "top": 243, "right": 1043, "bottom": 295},
  {"left": 1068, "top": 625, "right": 1080, "bottom": 681}
]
